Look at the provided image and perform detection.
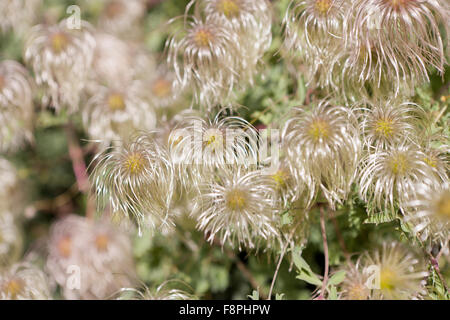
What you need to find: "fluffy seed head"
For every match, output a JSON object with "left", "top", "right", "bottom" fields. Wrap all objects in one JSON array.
[
  {"left": 24, "top": 19, "right": 95, "bottom": 112},
  {"left": 283, "top": 100, "right": 361, "bottom": 208}
]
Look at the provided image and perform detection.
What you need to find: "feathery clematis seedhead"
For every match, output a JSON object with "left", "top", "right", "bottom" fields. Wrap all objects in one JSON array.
[
  {"left": 0, "top": 0, "right": 42, "bottom": 35},
  {"left": 24, "top": 19, "right": 96, "bottom": 112},
  {"left": 0, "top": 262, "right": 51, "bottom": 300},
  {"left": 166, "top": 15, "right": 240, "bottom": 108},
  {"left": 91, "top": 134, "right": 176, "bottom": 233},
  {"left": 359, "top": 99, "right": 425, "bottom": 151},
  {"left": 0, "top": 212, "right": 22, "bottom": 267},
  {"left": 97, "top": 0, "right": 147, "bottom": 37},
  {"left": 0, "top": 60, "right": 35, "bottom": 153},
  {"left": 339, "top": 259, "right": 371, "bottom": 300},
  {"left": 283, "top": 99, "right": 361, "bottom": 209},
  {"left": 344, "top": 0, "right": 449, "bottom": 96},
  {"left": 358, "top": 142, "right": 440, "bottom": 216},
  {"left": 193, "top": 166, "right": 279, "bottom": 250}
]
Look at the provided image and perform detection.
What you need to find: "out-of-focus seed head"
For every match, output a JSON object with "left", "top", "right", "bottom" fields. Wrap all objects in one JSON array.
[
  {"left": 0, "top": 0, "right": 42, "bottom": 35},
  {"left": 0, "top": 212, "right": 22, "bottom": 266},
  {"left": 83, "top": 83, "right": 157, "bottom": 146},
  {"left": 0, "top": 60, "right": 34, "bottom": 153},
  {"left": 98, "top": 0, "right": 146, "bottom": 37},
  {"left": 362, "top": 242, "right": 428, "bottom": 300},
  {"left": 24, "top": 19, "right": 95, "bottom": 112},
  {"left": 46, "top": 214, "right": 136, "bottom": 299},
  {"left": 0, "top": 262, "right": 51, "bottom": 300},
  {"left": 0, "top": 157, "right": 25, "bottom": 216},
  {"left": 404, "top": 182, "right": 450, "bottom": 248}
]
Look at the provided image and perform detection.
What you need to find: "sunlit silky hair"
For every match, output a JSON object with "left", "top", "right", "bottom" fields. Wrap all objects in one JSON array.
[
  {"left": 46, "top": 214, "right": 136, "bottom": 300},
  {"left": 359, "top": 99, "right": 424, "bottom": 151},
  {"left": 193, "top": 166, "right": 279, "bottom": 250},
  {"left": 362, "top": 242, "right": 428, "bottom": 300},
  {"left": 419, "top": 132, "right": 449, "bottom": 185},
  {"left": 358, "top": 142, "right": 439, "bottom": 216},
  {"left": 24, "top": 19, "right": 96, "bottom": 112},
  {"left": 283, "top": 99, "right": 361, "bottom": 209},
  {"left": 166, "top": 15, "right": 239, "bottom": 108},
  {"left": 404, "top": 182, "right": 450, "bottom": 249},
  {"left": 83, "top": 82, "right": 157, "bottom": 146},
  {"left": 97, "top": 0, "right": 147, "bottom": 37},
  {"left": 91, "top": 134, "right": 176, "bottom": 233},
  {"left": 198, "top": 0, "right": 272, "bottom": 84},
  {"left": 0, "top": 211, "right": 22, "bottom": 267},
  {"left": 168, "top": 111, "right": 259, "bottom": 191},
  {"left": 0, "top": 262, "right": 51, "bottom": 300},
  {"left": 283, "top": 0, "right": 347, "bottom": 88},
  {"left": 0, "top": 60, "right": 34, "bottom": 153},
  {"left": 344, "top": 0, "right": 449, "bottom": 96},
  {"left": 0, "top": 0, "right": 41, "bottom": 35}
]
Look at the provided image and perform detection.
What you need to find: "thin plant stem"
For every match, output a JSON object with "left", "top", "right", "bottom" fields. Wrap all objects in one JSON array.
[{"left": 318, "top": 206, "right": 329, "bottom": 299}]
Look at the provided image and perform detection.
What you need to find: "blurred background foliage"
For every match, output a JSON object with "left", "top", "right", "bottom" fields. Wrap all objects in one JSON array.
[{"left": 0, "top": 0, "right": 448, "bottom": 299}]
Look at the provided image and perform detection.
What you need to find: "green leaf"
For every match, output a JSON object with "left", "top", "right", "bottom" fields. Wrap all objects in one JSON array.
[
  {"left": 328, "top": 285, "right": 338, "bottom": 300},
  {"left": 327, "top": 270, "right": 346, "bottom": 286},
  {"left": 248, "top": 290, "right": 259, "bottom": 300},
  {"left": 275, "top": 293, "right": 285, "bottom": 300},
  {"left": 296, "top": 273, "right": 322, "bottom": 286}
]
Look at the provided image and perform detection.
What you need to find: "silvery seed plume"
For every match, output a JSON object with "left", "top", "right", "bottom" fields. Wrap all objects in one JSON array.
[
  {"left": 358, "top": 99, "right": 425, "bottom": 151},
  {"left": 166, "top": 15, "right": 240, "bottom": 108},
  {"left": 283, "top": 0, "right": 347, "bottom": 89},
  {"left": 24, "top": 19, "right": 96, "bottom": 112},
  {"left": 46, "top": 214, "right": 136, "bottom": 300},
  {"left": 83, "top": 82, "right": 157, "bottom": 146},
  {"left": 193, "top": 166, "right": 279, "bottom": 250},
  {"left": 0, "top": 211, "right": 22, "bottom": 267},
  {"left": 418, "top": 132, "right": 449, "bottom": 184},
  {"left": 358, "top": 142, "right": 439, "bottom": 216},
  {"left": 91, "top": 134, "right": 176, "bottom": 234},
  {"left": 0, "top": 60, "right": 34, "bottom": 153},
  {"left": 198, "top": 0, "right": 272, "bottom": 84},
  {"left": 0, "top": 0, "right": 41, "bottom": 35},
  {"left": 362, "top": 242, "right": 428, "bottom": 300},
  {"left": 283, "top": 99, "right": 361, "bottom": 209},
  {"left": 404, "top": 182, "right": 450, "bottom": 250},
  {"left": 344, "top": 0, "right": 449, "bottom": 96},
  {"left": 168, "top": 110, "right": 259, "bottom": 192},
  {"left": 0, "top": 262, "right": 51, "bottom": 300}
]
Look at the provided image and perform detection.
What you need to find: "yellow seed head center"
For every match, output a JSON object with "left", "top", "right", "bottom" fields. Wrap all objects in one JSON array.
[
  {"left": 436, "top": 192, "right": 450, "bottom": 221},
  {"left": 347, "top": 284, "right": 368, "bottom": 300},
  {"left": 315, "top": 0, "right": 332, "bottom": 14},
  {"left": 194, "top": 29, "right": 212, "bottom": 47},
  {"left": 95, "top": 234, "right": 109, "bottom": 252},
  {"left": 4, "top": 278, "right": 24, "bottom": 298},
  {"left": 375, "top": 119, "right": 394, "bottom": 138},
  {"left": 389, "top": 153, "right": 409, "bottom": 175},
  {"left": 308, "top": 119, "right": 330, "bottom": 142},
  {"left": 107, "top": 92, "right": 126, "bottom": 111},
  {"left": 58, "top": 236, "right": 72, "bottom": 258},
  {"left": 423, "top": 156, "right": 437, "bottom": 168},
  {"left": 152, "top": 78, "right": 172, "bottom": 98},
  {"left": 226, "top": 189, "right": 247, "bottom": 211},
  {"left": 204, "top": 130, "right": 223, "bottom": 151},
  {"left": 125, "top": 152, "right": 145, "bottom": 174},
  {"left": 380, "top": 268, "right": 396, "bottom": 291},
  {"left": 272, "top": 169, "right": 288, "bottom": 189},
  {"left": 387, "top": 0, "right": 408, "bottom": 10},
  {"left": 51, "top": 32, "right": 69, "bottom": 53},
  {"left": 218, "top": 0, "right": 240, "bottom": 18}
]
